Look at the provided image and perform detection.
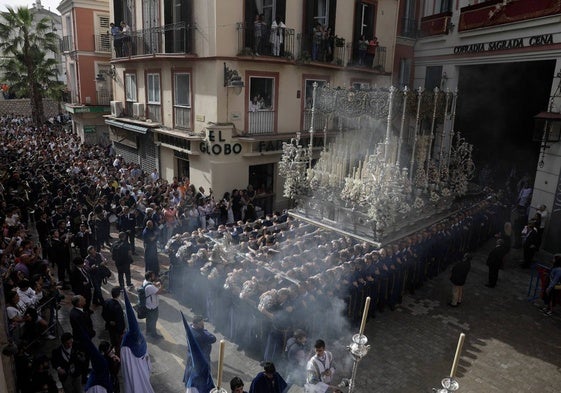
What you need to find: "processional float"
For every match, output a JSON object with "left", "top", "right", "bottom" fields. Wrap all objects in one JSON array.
[
  {"left": 280, "top": 82, "right": 475, "bottom": 247},
  {"left": 280, "top": 84, "right": 472, "bottom": 392}
]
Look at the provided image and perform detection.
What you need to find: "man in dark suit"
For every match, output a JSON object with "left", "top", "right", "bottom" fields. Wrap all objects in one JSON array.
[
  {"left": 486, "top": 239, "right": 508, "bottom": 288},
  {"left": 69, "top": 295, "right": 95, "bottom": 383},
  {"left": 51, "top": 332, "right": 85, "bottom": 393},
  {"left": 102, "top": 287, "right": 125, "bottom": 355},
  {"left": 521, "top": 220, "right": 539, "bottom": 268},
  {"left": 70, "top": 257, "right": 93, "bottom": 312}
]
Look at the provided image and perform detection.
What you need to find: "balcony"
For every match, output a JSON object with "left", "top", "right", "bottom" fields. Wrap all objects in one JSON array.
[
  {"left": 302, "top": 109, "right": 329, "bottom": 132},
  {"left": 114, "top": 22, "right": 193, "bottom": 58},
  {"left": 61, "top": 35, "right": 73, "bottom": 52},
  {"left": 459, "top": 0, "right": 561, "bottom": 32},
  {"left": 96, "top": 89, "right": 112, "bottom": 105},
  {"left": 248, "top": 109, "right": 275, "bottom": 135},
  {"left": 420, "top": 12, "right": 452, "bottom": 37},
  {"left": 147, "top": 104, "right": 162, "bottom": 123},
  {"left": 297, "top": 33, "right": 348, "bottom": 66},
  {"left": 174, "top": 106, "right": 191, "bottom": 130},
  {"left": 95, "top": 34, "right": 112, "bottom": 53},
  {"left": 237, "top": 23, "right": 295, "bottom": 59}
]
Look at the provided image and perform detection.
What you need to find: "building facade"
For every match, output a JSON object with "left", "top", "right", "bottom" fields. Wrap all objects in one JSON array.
[
  {"left": 106, "top": 0, "right": 411, "bottom": 212},
  {"left": 58, "top": 0, "right": 112, "bottom": 145},
  {"left": 413, "top": 0, "right": 561, "bottom": 253}
]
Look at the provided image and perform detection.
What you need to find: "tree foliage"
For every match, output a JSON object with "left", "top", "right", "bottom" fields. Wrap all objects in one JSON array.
[{"left": 0, "top": 6, "right": 61, "bottom": 125}]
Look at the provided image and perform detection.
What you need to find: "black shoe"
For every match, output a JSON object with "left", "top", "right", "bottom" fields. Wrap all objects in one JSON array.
[
  {"left": 447, "top": 302, "right": 459, "bottom": 308},
  {"left": 484, "top": 283, "right": 495, "bottom": 288}
]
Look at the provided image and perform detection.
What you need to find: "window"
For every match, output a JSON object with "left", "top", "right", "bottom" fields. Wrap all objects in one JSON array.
[
  {"left": 440, "top": 0, "right": 453, "bottom": 13},
  {"left": 95, "top": 14, "right": 111, "bottom": 52},
  {"left": 174, "top": 72, "right": 191, "bottom": 129},
  {"left": 143, "top": 0, "right": 160, "bottom": 53},
  {"left": 164, "top": 0, "right": 193, "bottom": 53},
  {"left": 304, "top": 0, "right": 336, "bottom": 33},
  {"left": 247, "top": 74, "right": 277, "bottom": 135},
  {"left": 303, "top": 78, "right": 328, "bottom": 131},
  {"left": 249, "top": 76, "right": 275, "bottom": 110},
  {"left": 147, "top": 73, "right": 161, "bottom": 122},
  {"left": 401, "top": 0, "right": 417, "bottom": 38},
  {"left": 353, "top": 1, "right": 376, "bottom": 62},
  {"left": 113, "top": 0, "right": 135, "bottom": 30},
  {"left": 96, "top": 63, "right": 113, "bottom": 105},
  {"left": 125, "top": 73, "right": 137, "bottom": 116}
]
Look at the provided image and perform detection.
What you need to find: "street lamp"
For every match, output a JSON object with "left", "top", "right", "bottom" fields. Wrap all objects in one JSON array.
[{"left": 224, "top": 62, "right": 244, "bottom": 95}]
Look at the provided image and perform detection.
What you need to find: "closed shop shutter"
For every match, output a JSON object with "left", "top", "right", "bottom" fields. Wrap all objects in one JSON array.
[
  {"left": 114, "top": 142, "right": 138, "bottom": 165},
  {"left": 139, "top": 134, "right": 157, "bottom": 173}
]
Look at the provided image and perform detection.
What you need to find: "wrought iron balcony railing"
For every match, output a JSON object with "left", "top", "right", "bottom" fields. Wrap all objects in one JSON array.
[
  {"left": 237, "top": 23, "right": 295, "bottom": 59},
  {"left": 297, "top": 33, "right": 347, "bottom": 66},
  {"left": 148, "top": 104, "right": 162, "bottom": 123},
  {"left": 61, "top": 35, "right": 73, "bottom": 52},
  {"left": 174, "top": 106, "right": 191, "bottom": 129},
  {"left": 373, "top": 46, "right": 386, "bottom": 71},
  {"left": 303, "top": 109, "right": 329, "bottom": 132},
  {"left": 114, "top": 22, "right": 193, "bottom": 58},
  {"left": 95, "top": 34, "right": 112, "bottom": 53},
  {"left": 96, "top": 90, "right": 112, "bottom": 105},
  {"left": 248, "top": 109, "right": 275, "bottom": 135}
]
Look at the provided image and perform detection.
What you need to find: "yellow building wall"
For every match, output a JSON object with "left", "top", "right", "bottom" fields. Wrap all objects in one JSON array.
[
  {"left": 377, "top": 0, "right": 398, "bottom": 73},
  {"left": 160, "top": 146, "right": 176, "bottom": 182}
]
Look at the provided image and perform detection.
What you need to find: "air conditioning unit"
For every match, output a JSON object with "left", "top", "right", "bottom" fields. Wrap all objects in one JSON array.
[
  {"left": 132, "top": 103, "right": 145, "bottom": 120},
  {"left": 110, "top": 101, "right": 123, "bottom": 117}
]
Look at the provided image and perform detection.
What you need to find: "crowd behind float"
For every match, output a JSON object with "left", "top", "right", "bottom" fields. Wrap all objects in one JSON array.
[{"left": 0, "top": 115, "right": 550, "bottom": 393}]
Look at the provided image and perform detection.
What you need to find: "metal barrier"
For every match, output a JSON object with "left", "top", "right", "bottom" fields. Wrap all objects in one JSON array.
[
  {"left": 527, "top": 263, "right": 550, "bottom": 301},
  {"left": 8, "top": 293, "right": 61, "bottom": 350}
]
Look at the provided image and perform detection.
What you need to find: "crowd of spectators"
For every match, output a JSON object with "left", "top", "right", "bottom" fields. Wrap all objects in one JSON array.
[
  {"left": 0, "top": 116, "right": 268, "bottom": 392},
  {"left": 0, "top": 115, "right": 540, "bottom": 392}
]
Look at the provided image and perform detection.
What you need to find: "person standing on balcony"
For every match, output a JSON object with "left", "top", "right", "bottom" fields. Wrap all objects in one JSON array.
[
  {"left": 367, "top": 36, "right": 378, "bottom": 68},
  {"left": 110, "top": 22, "right": 122, "bottom": 57},
  {"left": 254, "top": 14, "right": 265, "bottom": 56},
  {"left": 270, "top": 16, "right": 286, "bottom": 57},
  {"left": 120, "top": 21, "right": 131, "bottom": 57},
  {"left": 312, "top": 22, "right": 324, "bottom": 61},
  {"left": 358, "top": 35, "right": 368, "bottom": 66},
  {"left": 325, "top": 27, "right": 334, "bottom": 63}
]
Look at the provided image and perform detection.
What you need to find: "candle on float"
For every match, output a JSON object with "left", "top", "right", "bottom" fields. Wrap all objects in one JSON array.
[
  {"left": 450, "top": 333, "right": 465, "bottom": 378},
  {"left": 358, "top": 296, "right": 371, "bottom": 336},
  {"left": 217, "top": 340, "right": 225, "bottom": 388}
]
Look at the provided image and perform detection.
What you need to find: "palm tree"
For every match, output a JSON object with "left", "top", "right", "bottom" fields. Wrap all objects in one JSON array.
[{"left": 0, "top": 6, "right": 61, "bottom": 126}]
